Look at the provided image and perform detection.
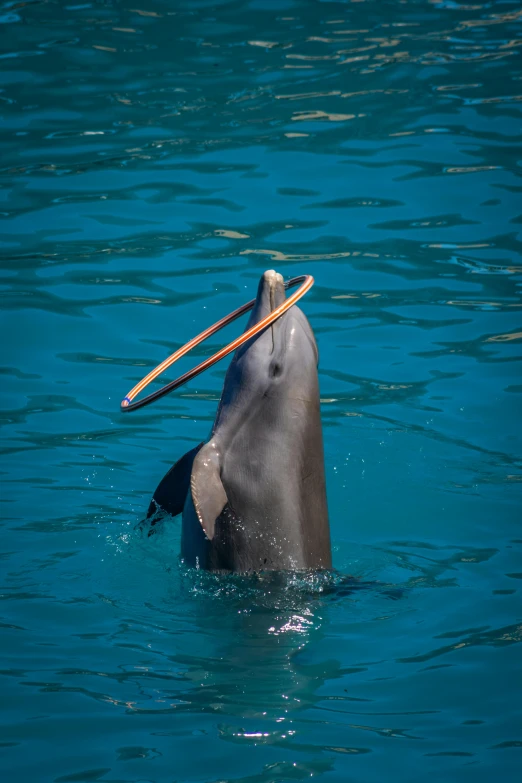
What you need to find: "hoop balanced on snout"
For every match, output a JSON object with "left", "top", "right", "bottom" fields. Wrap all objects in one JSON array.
[{"left": 124, "top": 270, "right": 331, "bottom": 573}]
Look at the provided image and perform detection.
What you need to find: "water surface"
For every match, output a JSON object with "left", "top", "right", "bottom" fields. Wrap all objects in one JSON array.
[{"left": 1, "top": 1, "right": 521, "bottom": 781}]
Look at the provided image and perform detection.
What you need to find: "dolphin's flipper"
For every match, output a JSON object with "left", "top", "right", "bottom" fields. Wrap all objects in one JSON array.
[
  {"left": 148, "top": 443, "right": 204, "bottom": 518},
  {"left": 190, "top": 441, "right": 229, "bottom": 540}
]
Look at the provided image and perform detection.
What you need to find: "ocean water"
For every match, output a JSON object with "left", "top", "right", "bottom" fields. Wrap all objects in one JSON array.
[{"left": 1, "top": 0, "right": 521, "bottom": 781}]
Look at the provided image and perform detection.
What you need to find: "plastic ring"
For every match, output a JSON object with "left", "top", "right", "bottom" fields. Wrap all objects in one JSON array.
[{"left": 120, "top": 274, "right": 314, "bottom": 412}]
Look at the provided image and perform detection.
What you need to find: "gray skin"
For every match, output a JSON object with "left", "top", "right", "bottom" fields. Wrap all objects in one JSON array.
[{"left": 147, "top": 269, "right": 332, "bottom": 572}]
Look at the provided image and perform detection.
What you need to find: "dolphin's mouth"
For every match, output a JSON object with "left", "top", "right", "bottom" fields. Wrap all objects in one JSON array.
[
  {"left": 260, "top": 269, "right": 285, "bottom": 353},
  {"left": 263, "top": 269, "right": 285, "bottom": 308}
]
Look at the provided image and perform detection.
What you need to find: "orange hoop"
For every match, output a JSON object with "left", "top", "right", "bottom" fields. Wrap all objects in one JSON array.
[{"left": 120, "top": 274, "right": 314, "bottom": 412}]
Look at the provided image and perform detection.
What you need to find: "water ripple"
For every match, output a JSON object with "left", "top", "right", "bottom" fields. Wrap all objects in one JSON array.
[{"left": 1, "top": 0, "right": 521, "bottom": 780}]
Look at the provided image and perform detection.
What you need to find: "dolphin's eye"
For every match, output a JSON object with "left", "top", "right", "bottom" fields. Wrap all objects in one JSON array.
[{"left": 269, "top": 361, "right": 283, "bottom": 379}]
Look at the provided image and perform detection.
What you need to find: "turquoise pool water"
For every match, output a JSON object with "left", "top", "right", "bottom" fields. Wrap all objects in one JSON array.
[{"left": 1, "top": 1, "right": 521, "bottom": 781}]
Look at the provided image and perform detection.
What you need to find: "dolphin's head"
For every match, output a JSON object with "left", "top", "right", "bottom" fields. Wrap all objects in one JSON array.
[
  {"left": 215, "top": 270, "right": 319, "bottom": 425},
  {"left": 236, "top": 269, "right": 318, "bottom": 387}
]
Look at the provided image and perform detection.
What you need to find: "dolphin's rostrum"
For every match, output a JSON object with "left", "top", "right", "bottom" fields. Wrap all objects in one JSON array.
[{"left": 148, "top": 269, "right": 332, "bottom": 572}]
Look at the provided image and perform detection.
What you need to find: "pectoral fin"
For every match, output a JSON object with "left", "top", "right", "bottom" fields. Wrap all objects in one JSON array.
[
  {"left": 190, "top": 441, "right": 228, "bottom": 540},
  {"left": 148, "top": 442, "right": 204, "bottom": 519}
]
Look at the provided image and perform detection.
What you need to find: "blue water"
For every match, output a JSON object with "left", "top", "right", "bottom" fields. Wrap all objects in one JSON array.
[{"left": 1, "top": 0, "right": 521, "bottom": 780}]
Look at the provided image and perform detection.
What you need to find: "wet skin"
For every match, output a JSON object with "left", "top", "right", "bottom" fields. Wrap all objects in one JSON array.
[{"left": 148, "top": 270, "right": 332, "bottom": 573}]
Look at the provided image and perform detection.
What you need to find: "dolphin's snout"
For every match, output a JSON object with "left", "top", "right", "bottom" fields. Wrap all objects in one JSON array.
[
  {"left": 260, "top": 269, "right": 285, "bottom": 313},
  {"left": 263, "top": 269, "right": 284, "bottom": 287},
  {"left": 245, "top": 270, "right": 287, "bottom": 355}
]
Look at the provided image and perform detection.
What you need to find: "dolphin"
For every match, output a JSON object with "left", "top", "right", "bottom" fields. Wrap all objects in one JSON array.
[{"left": 147, "top": 269, "right": 332, "bottom": 572}]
